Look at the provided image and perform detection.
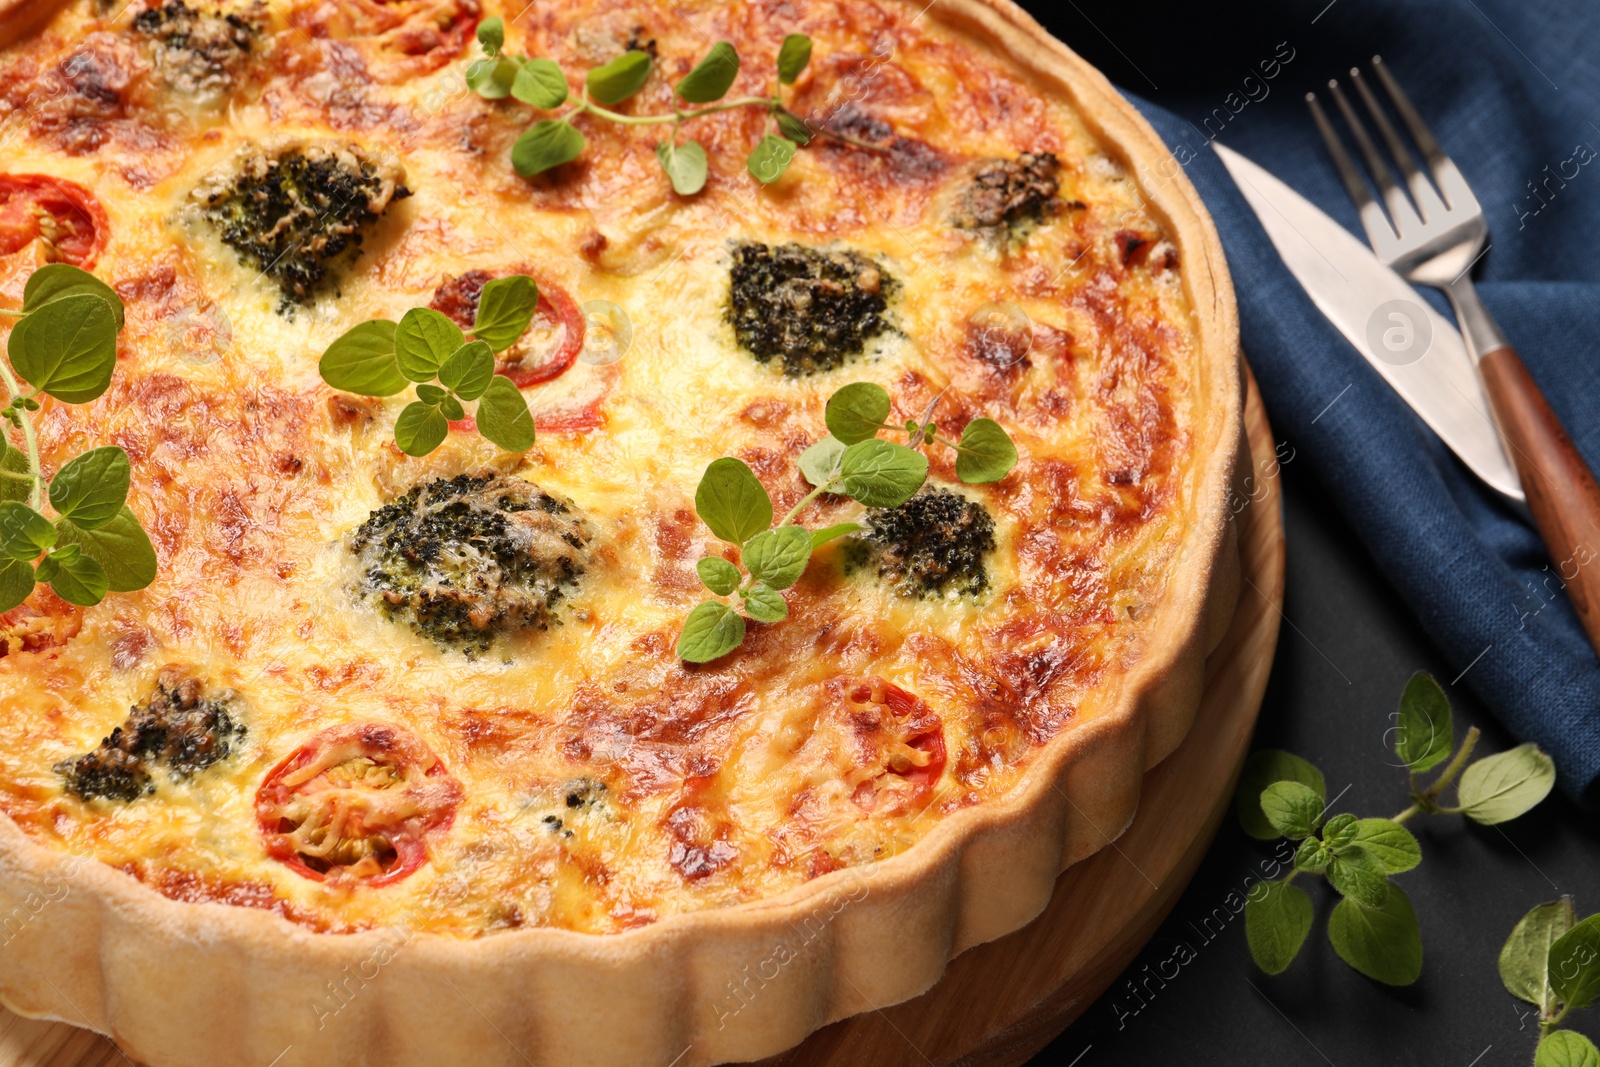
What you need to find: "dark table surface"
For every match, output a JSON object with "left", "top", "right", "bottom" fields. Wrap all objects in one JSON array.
[
  {"left": 1006, "top": 4, "right": 1600, "bottom": 1063},
  {"left": 1025, "top": 458, "right": 1600, "bottom": 1067}
]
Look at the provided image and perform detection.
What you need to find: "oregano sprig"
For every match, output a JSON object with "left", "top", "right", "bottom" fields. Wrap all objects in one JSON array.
[
  {"left": 467, "top": 21, "right": 876, "bottom": 191},
  {"left": 1238, "top": 672, "right": 1557, "bottom": 984},
  {"left": 677, "top": 382, "right": 1018, "bottom": 663},
  {"left": 317, "top": 275, "right": 540, "bottom": 456},
  {"left": 0, "top": 264, "right": 157, "bottom": 612},
  {"left": 1499, "top": 897, "right": 1600, "bottom": 1066}
]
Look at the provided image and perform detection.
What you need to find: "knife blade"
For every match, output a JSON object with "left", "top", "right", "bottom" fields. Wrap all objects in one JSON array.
[{"left": 1213, "top": 142, "right": 1524, "bottom": 504}]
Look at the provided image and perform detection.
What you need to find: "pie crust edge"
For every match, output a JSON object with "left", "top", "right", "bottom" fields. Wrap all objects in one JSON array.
[{"left": 0, "top": 0, "right": 1244, "bottom": 1063}]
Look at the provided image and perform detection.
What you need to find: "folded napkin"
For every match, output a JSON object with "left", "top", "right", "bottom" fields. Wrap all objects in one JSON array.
[{"left": 1111, "top": 0, "right": 1600, "bottom": 802}]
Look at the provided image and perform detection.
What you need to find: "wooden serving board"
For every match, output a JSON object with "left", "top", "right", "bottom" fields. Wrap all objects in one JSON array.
[{"left": 0, "top": 376, "right": 1283, "bottom": 1067}]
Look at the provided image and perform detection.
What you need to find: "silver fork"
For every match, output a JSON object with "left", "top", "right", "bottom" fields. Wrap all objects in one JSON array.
[{"left": 1308, "top": 56, "right": 1600, "bottom": 658}]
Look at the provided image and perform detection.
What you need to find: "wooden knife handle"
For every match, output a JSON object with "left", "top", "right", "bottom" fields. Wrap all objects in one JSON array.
[{"left": 1478, "top": 345, "right": 1600, "bottom": 655}]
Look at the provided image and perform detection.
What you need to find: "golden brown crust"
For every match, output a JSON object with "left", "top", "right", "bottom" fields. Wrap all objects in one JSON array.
[{"left": 0, "top": 0, "right": 1241, "bottom": 1060}]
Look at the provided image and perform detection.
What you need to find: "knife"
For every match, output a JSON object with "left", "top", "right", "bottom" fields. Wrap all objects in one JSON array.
[{"left": 1212, "top": 142, "right": 1524, "bottom": 504}]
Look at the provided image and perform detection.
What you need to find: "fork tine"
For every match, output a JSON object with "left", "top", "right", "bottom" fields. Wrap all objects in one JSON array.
[
  {"left": 1326, "top": 78, "right": 1424, "bottom": 238},
  {"left": 1349, "top": 66, "right": 1448, "bottom": 223},
  {"left": 1369, "top": 55, "right": 1475, "bottom": 212},
  {"left": 1306, "top": 89, "right": 1397, "bottom": 249}
]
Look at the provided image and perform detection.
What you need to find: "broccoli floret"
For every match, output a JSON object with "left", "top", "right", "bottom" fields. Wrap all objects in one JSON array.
[
  {"left": 851, "top": 486, "right": 997, "bottom": 598},
  {"left": 196, "top": 143, "right": 410, "bottom": 310},
  {"left": 56, "top": 677, "right": 246, "bottom": 801},
  {"left": 728, "top": 242, "right": 896, "bottom": 375},
  {"left": 131, "top": 1, "right": 264, "bottom": 97},
  {"left": 952, "top": 152, "right": 1060, "bottom": 230},
  {"left": 349, "top": 473, "right": 595, "bottom": 654}
]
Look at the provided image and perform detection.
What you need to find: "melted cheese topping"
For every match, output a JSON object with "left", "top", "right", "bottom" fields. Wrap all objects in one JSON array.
[{"left": 0, "top": 0, "right": 1201, "bottom": 935}]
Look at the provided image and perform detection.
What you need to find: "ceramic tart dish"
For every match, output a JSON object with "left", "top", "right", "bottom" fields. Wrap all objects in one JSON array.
[{"left": 0, "top": 0, "right": 1241, "bottom": 1062}]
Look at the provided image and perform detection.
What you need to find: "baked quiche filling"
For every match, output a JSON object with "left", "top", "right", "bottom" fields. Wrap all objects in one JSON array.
[{"left": 0, "top": 0, "right": 1200, "bottom": 936}]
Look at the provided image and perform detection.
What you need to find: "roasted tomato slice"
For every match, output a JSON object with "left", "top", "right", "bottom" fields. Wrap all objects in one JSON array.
[
  {"left": 290, "top": 0, "right": 481, "bottom": 81},
  {"left": 0, "top": 589, "right": 84, "bottom": 658},
  {"left": 0, "top": 175, "right": 109, "bottom": 269},
  {"left": 429, "top": 269, "right": 586, "bottom": 389},
  {"left": 847, "top": 678, "right": 948, "bottom": 811},
  {"left": 255, "top": 722, "right": 462, "bottom": 887}
]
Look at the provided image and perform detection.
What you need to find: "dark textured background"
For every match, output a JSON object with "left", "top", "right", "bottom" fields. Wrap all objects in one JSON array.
[{"left": 1009, "top": 2, "right": 1600, "bottom": 1063}]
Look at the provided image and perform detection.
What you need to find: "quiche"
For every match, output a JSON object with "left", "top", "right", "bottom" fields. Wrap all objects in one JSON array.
[{"left": 0, "top": 0, "right": 1241, "bottom": 1062}]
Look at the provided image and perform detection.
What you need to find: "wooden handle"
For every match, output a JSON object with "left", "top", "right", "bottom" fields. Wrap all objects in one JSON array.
[{"left": 1478, "top": 345, "right": 1600, "bottom": 655}]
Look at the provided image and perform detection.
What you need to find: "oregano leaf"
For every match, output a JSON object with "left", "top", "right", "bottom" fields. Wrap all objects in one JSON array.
[
  {"left": 655, "top": 140, "right": 709, "bottom": 196},
  {"left": 838, "top": 439, "right": 927, "bottom": 508},
  {"left": 1236, "top": 749, "right": 1326, "bottom": 840},
  {"left": 799, "top": 436, "right": 846, "bottom": 487},
  {"left": 1499, "top": 899, "right": 1574, "bottom": 1012},
  {"left": 1321, "top": 813, "right": 1358, "bottom": 851},
  {"left": 46, "top": 446, "right": 130, "bottom": 530},
  {"left": 54, "top": 505, "right": 155, "bottom": 592},
  {"left": 45, "top": 549, "right": 107, "bottom": 606},
  {"left": 825, "top": 382, "right": 891, "bottom": 445},
  {"left": 1456, "top": 743, "right": 1556, "bottom": 825},
  {"left": 1550, "top": 913, "right": 1600, "bottom": 1011},
  {"left": 1394, "top": 671, "right": 1453, "bottom": 772},
  {"left": 1349, "top": 818, "right": 1421, "bottom": 874},
  {"left": 1325, "top": 845, "right": 1390, "bottom": 909},
  {"left": 395, "top": 308, "right": 464, "bottom": 383},
  {"left": 676, "top": 41, "right": 739, "bottom": 103},
  {"left": 472, "top": 275, "right": 539, "bottom": 352},
  {"left": 0, "top": 446, "right": 31, "bottom": 504},
  {"left": 677, "top": 600, "right": 745, "bottom": 662},
  {"left": 319, "top": 320, "right": 406, "bottom": 397},
  {"left": 0, "top": 557, "right": 32, "bottom": 612},
  {"left": 512, "top": 120, "right": 587, "bottom": 177},
  {"left": 512, "top": 57, "right": 568, "bottom": 108},
  {"left": 810, "top": 522, "right": 861, "bottom": 549},
  {"left": 1245, "top": 881, "right": 1313, "bottom": 975},
  {"left": 1536, "top": 1031, "right": 1600, "bottom": 1067},
  {"left": 776, "top": 33, "right": 811, "bottom": 84},
  {"left": 1327, "top": 887, "right": 1423, "bottom": 986},
  {"left": 1293, "top": 837, "right": 1330, "bottom": 873},
  {"left": 476, "top": 15, "right": 503, "bottom": 55},
  {"left": 0, "top": 501, "right": 56, "bottom": 561},
  {"left": 393, "top": 401, "right": 448, "bottom": 456},
  {"left": 475, "top": 375, "right": 536, "bottom": 452},
  {"left": 695, "top": 458, "right": 772, "bottom": 545},
  {"left": 466, "top": 56, "right": 519, "bottom": 99},
  {"left": 773, "top": 107, "right": 813, "bottom": 145},
  {"left": 1259, "top": 780, "right": 1323, "bottom": 840},
  {"left": 587, "top": 50, "right": 651, "bottom": 104},
  {"left": 438, "top": 341, "right": 496, "bottom": 400},
  {"left": 741, "top": 526, "right": 811, "bottom": 590},
  {"left": 741, "top": 581, "right": 787, "bottom": 623},
  {"left": 696, "top": 556, "right": 740, "bottom": 596},
  {"left": 956, "top": 417, "right": 1019, "bottom": 483},
  {"left": 747, "top": 134, "right": 797, "bottom": 183},
  {"left": 8, "top": 292, "right": 119, "bottom": 403},
  {"left": 23, "top": 263, "right": 124, "bottom": 328}
]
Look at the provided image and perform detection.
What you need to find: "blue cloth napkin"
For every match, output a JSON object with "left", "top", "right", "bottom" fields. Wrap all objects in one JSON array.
[{"left": 1116, "top": 0, "right": 1600, "bottom": 802}]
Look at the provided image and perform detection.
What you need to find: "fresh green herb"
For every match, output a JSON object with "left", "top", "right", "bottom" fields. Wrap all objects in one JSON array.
[
  {"left": 0, "top": 265, "right": 156, "bottom": 613},
  {"left": 468, "top": 30, "right": 885, "bottom": 191},
  {"left": 1240, "top": 671, "right": 1556, "bottom": 984},
  {"left": 317, "top": 277, "right": 542, "bottom": 456},
  {"left": 676, "top": 381, "right": 1017, "bottom": 662},
  {"left": 1498, "top": 897, "right": 1600, "bottom": 1065}
]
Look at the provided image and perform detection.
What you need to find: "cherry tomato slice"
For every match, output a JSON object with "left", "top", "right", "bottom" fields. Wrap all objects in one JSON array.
[
  {"left": 429, "top": 268, "right": 586, "bottom": 389},
  {"left": 0, "top": 589, "right": 83, "bottom": 658},
  {"left": 255, "top": 722, "right": 462, "bottom": 887},
  {"left": 847, "top": 678, "right": 948, "bottom": 810},
  {"left": 290, "top": 0, "right": 481, "bottom": 81},
  {"left": 0, "top": 175, "right": 109, "bottom": 269}
]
